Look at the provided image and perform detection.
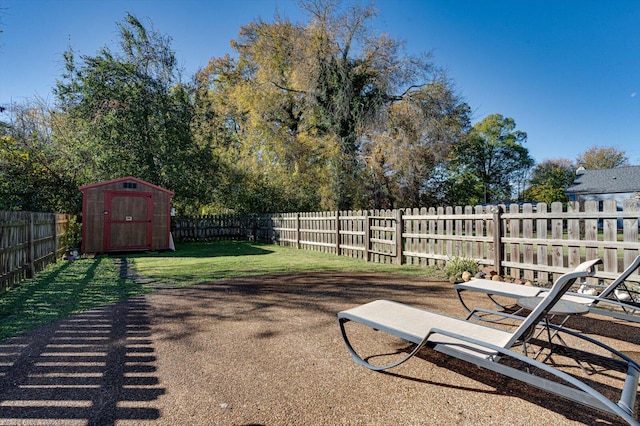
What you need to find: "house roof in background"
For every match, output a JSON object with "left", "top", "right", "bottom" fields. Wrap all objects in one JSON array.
[{"left": 565, "top": 166, "right": 640, "bottom": 195}]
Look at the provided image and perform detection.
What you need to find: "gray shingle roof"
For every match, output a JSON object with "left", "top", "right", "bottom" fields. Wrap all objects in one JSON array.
[{"left": 565, "top": 165, "right": 640, "bottom": 195}]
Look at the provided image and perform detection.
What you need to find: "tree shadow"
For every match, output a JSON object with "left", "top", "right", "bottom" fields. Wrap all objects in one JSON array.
[
  {"left": 0, "top": 257, "right": 152, "bottom": 341},
  {"left": 566, "top": 313, "right": 640, "bottom": 345},
  {"left": 0, "top": 297, "right": 164, "bottom": 424},
  {"left": 371, "top": 342, "right": 632, "bottom": 426},
  {"left": 148, "top": 271, "right": 639, "bottom": 424},
  {"left": 128, "top": 240, "right": 274, "bottom": 259}
]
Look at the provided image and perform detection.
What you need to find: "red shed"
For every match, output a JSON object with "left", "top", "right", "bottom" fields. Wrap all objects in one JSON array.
[{"left": 79, "top": 176, "right": 174, "bottom": 253}]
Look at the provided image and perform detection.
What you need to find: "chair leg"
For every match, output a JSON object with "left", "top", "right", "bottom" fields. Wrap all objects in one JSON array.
[
  {"left": 619, "top": 365, "right": 640, "bottom": 416},
  {"left": 338, "top": 318, "right": 432, "bottom": 372}
]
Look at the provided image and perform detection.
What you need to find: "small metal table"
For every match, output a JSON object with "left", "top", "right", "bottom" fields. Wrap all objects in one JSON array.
[
  {"left": 517, "top": 296, "right": 589, "bottom": 317},
  {"left": 517, "top": 296, "right": 589, "bottom": 363}
]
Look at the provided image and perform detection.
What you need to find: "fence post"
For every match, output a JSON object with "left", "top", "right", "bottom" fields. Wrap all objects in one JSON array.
[
  {"left": 295, "top": 213, "right": 300, "bottom": 249},
  {"left": 252, "top": 215, "right": 258, "bottom": 242},
  {"left": 395, "top": 209, "right": 403, "bottom": 265},
  {"left": 492, "top": 206, "right": 504, "bottom": 276},
  {"left": 363, "top": 210, "right": 370, "bottom": 262},
  {"left": 53, "top": 214, "right": 59, "bottom": 262},
  {"left": 335, "top": 210, "right": 341, "bottom": 256},
  {"left": 28, "top": 212, "right": 35, "bottom": 278}
]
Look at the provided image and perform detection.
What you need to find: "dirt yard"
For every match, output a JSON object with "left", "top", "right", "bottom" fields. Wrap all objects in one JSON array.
[{"left": 0, "top": 271, "right": 637, "bottom": 425}]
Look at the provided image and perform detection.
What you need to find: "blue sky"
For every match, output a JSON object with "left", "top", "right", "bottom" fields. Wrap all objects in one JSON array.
[{"left": 1, "top": 0, "right": 639, "bottom": 164}]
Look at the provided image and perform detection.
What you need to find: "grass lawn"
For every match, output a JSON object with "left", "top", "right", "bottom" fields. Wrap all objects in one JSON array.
[
  {"left": 0, "top": 240, "right": 444, "bottom": 341},
  {"left": 129, "top": 240, "right": 442, "bottom": 286},
  {"left": 0, "top": 256, "right": 149, "bottom": 341}
]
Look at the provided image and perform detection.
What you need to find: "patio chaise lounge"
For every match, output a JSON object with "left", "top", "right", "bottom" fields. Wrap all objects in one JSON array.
[
  {"left": 454, "top": 255, "right": 640, "bottom": 323},
  {"left": 338, "top": 259, "right": 640, "bottom": 425}
]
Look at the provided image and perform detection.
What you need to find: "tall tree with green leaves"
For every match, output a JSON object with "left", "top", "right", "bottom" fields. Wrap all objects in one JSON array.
[
  {"left": 449, "top": 113, "right": 534, "bottom": 204},
  {"left": 524, "top": 158, "right": 576, "bottom": 203},
  {"left": 361, "top": 78, "right": 471, "bottom": 208},
  {"left": 0, "top": 101, "right": 84, "bottom": 212},
  {"left": 299, "top": 0, "right": 439, "bottom": 209},
  {"left": 54, "top": 13, "right": 213, "bottom": 213},
  {"left": 192, "top": 19, "right": 330, "bottom": 213},
  {"left": 194, "top": 0, "right": 441, "bottom": 211}
]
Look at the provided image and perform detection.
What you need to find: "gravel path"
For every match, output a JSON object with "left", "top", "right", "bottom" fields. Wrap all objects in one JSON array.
[{"left": 0, "top": 271, "right": 637, "bottom": 425}]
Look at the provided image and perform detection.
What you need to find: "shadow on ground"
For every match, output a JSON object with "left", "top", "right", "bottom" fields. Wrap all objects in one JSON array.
[
  {"left": 0, "top": 297, "right": 164, "bottom": 425},
  {"left": 0, "top": 271, "right": 637, "bottom": 425}
]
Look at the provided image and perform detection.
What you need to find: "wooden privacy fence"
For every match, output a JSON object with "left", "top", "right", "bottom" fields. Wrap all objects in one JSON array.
[
  {"left": 172, "top": 199, "right": 640, "bottom": 285},
  {"left": 172, "top": 215, "right": 255, "bottom": 241},
  {"left": 0, "top": 211, "right": 74, "bottom": 292}
]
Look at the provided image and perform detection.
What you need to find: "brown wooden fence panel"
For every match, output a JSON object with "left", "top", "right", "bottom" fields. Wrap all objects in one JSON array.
[
  {"left": 603, "top": 199, "right": 619, "bottom": 274},
  {"left": 370, "top": 210, "right": 395, "bottom": 264},
  {"left": 0, "top": 211, "right": 73, "bottom": 293},
  {"left": 489, "top": 205, "right": 502, "bottom": 269},
  {"left": 405, "top": 208, "right": 418, "bottom": 265},
  {"left": 508, "top": 203, "right": 521, "bottom": 279},
  {"left": 464, "top": 205, "right": 473, "bottom": 261},
  {"left": 521, "top": 203, "right": 534, "bottom": 282},
  {"left": 583, "top": 201, "right": 599, "bottom": 285},
  {"left": 428, "top": 207, "right": 437, "bottom": 266},
  {"left": 624, "top": 199, "right": 639, "bottom": 280},
  {"left": 345, "top": 209, "right": 364, "bottom": 260},
  {"left": 551, "top": 202, "right": 565, "bottom": 281},
  {"left": 567, "top": 201, "right": 581, "bottom": 269},
  {"left": 536, "top": 202, "right": 549, "bottom": 284},
  {"left": 474, "top": 205, "right": 486, "bottom": 265},
  {"left": 0, "top": 211, "right": 28, "bottom": 291}
]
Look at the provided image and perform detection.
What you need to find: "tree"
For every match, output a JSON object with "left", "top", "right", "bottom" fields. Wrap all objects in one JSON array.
[
  {"left": 54, "top": 13, "right": 213, "bottom": 213},
  {"left": 299, "top": 0, "right": 440, "bottom": 209},
  {"left": 524, "top": 158, "right": 576, "bottom": 203},
  {"left": 449, "top": 114, "right": 534, "bottom": 204},
  {"left": 3, "top": 5, "right": 517, "bottom": 214},
  {"left": 576, "top": 146, "right": 629, "bottom": 169},
  {"left": 193, "top": 0, "right": 442, "bottom": 211},
  {"left": 361, "top": 78, "right": 471, "bottom": 208},
  {"left": 192, "top": 19, "right": 331, "bottom": 213},
  {"left": 0, "top": 101, "right": 84, "bottom": 212}
]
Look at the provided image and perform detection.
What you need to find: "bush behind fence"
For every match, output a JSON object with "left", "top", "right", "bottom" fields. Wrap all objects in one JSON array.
[{"left": 172, "top": 200, "right": 640, "bottom": 285}]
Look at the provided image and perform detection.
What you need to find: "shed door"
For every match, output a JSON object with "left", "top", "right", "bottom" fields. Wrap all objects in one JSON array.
[{"left": 104, "top": 191, "right": 153, "bottom": 251}]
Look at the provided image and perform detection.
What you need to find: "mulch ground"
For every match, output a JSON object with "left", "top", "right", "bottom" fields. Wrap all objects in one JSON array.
[{"left": 0, "top": 271, "right": 638, "bottom": 425}]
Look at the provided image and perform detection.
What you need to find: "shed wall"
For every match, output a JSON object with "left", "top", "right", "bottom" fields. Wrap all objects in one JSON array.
[{"left": 81, "top": 178, "right": 172, "bottom": 253}]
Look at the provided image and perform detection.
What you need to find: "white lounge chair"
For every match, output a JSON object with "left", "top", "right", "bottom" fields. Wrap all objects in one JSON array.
[
  {"left": 338, "top": 259, "right": 640, "bottom": 425},
  {"left": 454, "top": 256, "right": 640, "bottom": 323}
]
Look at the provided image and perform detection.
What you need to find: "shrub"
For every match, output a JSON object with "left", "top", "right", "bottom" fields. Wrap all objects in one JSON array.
[
  {"left": 61, "top": 216, "right": 82, "bottom": 250},
  {"left": 444, "top": 256, "right": 479, "bottom": 283}
]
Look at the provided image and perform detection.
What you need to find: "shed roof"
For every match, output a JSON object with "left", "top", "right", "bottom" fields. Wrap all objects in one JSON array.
[
  {"left": 79, "top": 176, "right": 174, "bottom": 194},
  {"left": 565, "top": 166, "right": 640, "bottom": 195}
]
